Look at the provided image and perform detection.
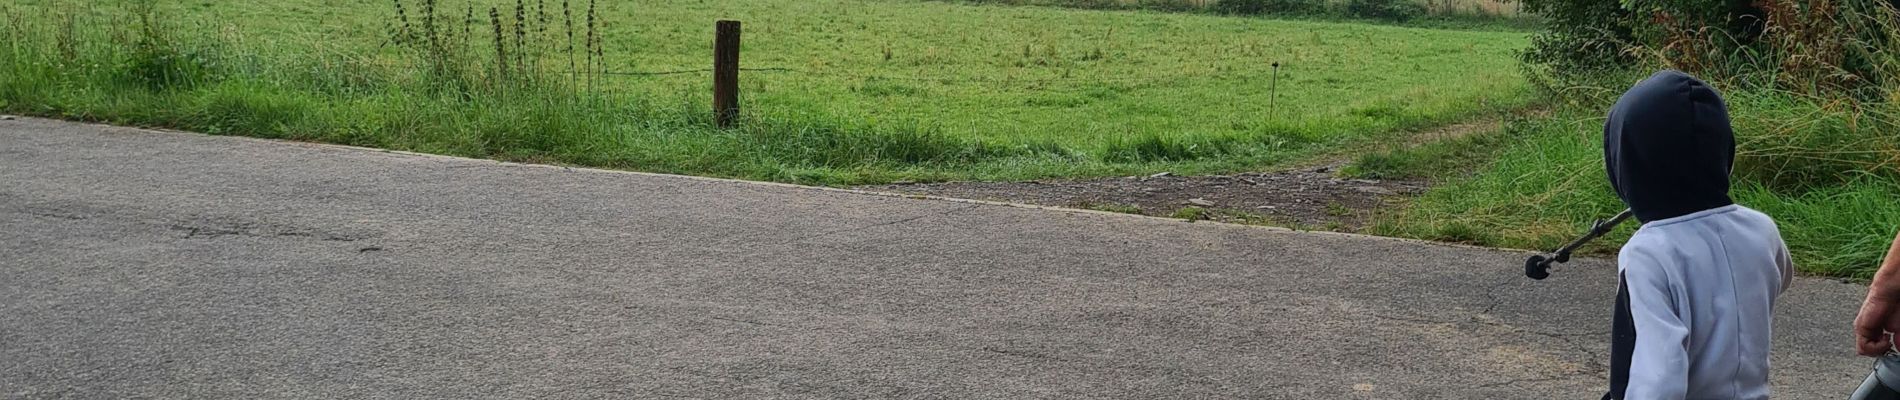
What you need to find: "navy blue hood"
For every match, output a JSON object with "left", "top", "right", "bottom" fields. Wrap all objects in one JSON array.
[{"left": 1603, "top": 70, "right": 1735, "bottom": 223}]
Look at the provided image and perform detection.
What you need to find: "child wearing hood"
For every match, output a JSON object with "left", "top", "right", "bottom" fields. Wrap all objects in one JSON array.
[{"left": 1600, "top": 70, "right": 1794, "bottom": 400}]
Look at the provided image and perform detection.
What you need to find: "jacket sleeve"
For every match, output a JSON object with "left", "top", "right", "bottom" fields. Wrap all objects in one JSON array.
[
  {"left": 1776, "top": 241, "right": 1795, "bottom": 294},
  {"left": 1622, "top": 249, "right": 1691, "bottom": 400}
]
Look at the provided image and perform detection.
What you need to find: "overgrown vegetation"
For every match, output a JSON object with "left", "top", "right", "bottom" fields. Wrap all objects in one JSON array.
[
  {"left": 1517, "top": 0, "right": 1900, "bottom": 95},
  {"left": 942, "top": 0, "right": 1524, "bottom": 25},
  {"left": 1369, "top": 0, "right": 1900, "bottom": 277},
  {"left": 0, "top": 0, "right": 1532, "bottom": 184},
  {"left": 1171, "top": 206, "right": 1211, "bottom": 221},
  {"left": 1371, "top": 104, "right": 1900, "bottom": 277}
]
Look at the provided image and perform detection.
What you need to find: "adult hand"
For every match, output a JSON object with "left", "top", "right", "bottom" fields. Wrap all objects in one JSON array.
[
  {"left": 1854, "top": 230, "right": 1900, "bottom": 356},
  {"left": 1858, "top": 293, "right": 1900, "bottom": 356}
]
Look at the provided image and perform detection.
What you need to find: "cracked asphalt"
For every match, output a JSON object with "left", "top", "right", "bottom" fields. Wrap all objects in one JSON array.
[{"left": 0, "top": 117, "right": 1874, "bottom": 398}]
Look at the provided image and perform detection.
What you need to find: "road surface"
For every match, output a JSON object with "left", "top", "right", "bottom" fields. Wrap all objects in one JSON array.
[{"left": 0, "top": 117, "right": 1872, "bottom": 398}]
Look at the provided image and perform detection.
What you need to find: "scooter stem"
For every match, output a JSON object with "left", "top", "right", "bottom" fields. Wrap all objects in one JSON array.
[{"left": 1524, "top": 209, "right": 1634, "bottom": 280}]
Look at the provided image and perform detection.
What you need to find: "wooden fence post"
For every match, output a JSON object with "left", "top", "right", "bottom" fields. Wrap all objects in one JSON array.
[{"left": 713, "top": 20, "right": 741, "bottom": 129}]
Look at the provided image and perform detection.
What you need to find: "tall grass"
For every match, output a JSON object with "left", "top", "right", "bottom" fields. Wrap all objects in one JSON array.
[
  {"left": 1368, "top": 92, "right": 1900, "bottom": 277},
  {"left": 0, "top": 1, "right": 1082, "bottom": 185},
  {"left": 1361, "top": 0, "right": 1900, "bottom": 278}
]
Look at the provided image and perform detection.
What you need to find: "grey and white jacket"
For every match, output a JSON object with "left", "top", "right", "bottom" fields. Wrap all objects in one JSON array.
[{"left": 1601, "top": 71, "right": 1795, "bottom": 400}]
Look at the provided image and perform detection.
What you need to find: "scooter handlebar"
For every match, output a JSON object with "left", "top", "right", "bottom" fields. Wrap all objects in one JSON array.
[{"left": 1522, "top": 209, "right": 1634, "bottom": 281}]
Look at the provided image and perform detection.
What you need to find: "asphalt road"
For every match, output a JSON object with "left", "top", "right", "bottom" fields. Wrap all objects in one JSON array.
[{"left": 0, "top": 117, "right": 1874, "bottom": 398}]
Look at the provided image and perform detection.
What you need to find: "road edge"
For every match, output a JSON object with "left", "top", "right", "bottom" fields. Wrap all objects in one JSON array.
[{"left": 12, "top": 115, "right": 1564, "bottom": 257}]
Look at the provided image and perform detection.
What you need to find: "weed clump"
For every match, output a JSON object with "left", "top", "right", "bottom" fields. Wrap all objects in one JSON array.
[
  {"left": 121, "top": 4, "right": 220, "bottom": 91},
  {"left": 1077, "top": 202, "right": 1143, "bottom": 214},
  {"left": 1171, "top": 206, "right": 1210, "bottom": 221}
]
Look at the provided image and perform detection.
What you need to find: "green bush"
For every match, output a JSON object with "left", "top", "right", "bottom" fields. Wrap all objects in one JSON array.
[
  {"left": 1514, "top": 0, "right": 1755, "bottom": 77},
  {"left": 1212, "top": 0, "right": 1325, "bottom": 15},
  {"left": 1516, "top": 0, "right": 1900, "bottom": 95},
  {"left": 1345, "top": 0, "right": 1426, "bottom": 21},
  {"left": 1621, "top": 0, "right": 1763, "bottom": 43},
  {"left": 1515, "top": 0, "right": 1634, "bottom": 80},
  {"left": 951, "top": 0, "right": 1199, "bottom": 11}
]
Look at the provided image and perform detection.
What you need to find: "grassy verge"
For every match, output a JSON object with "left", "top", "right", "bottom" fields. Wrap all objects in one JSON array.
[
  {"left": 1, "top": 0, "right": 1531, "bottom": 185},
  {"left": 1337, "top": 116, "right": 1518, "bottom": 180},
  {"left": 1363, "top": 93, "right": 1900, "bottom": 278}
]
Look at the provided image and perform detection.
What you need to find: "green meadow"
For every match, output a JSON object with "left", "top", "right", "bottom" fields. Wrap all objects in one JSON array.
[{"left": 2, "top": 0, "right": 1530, "bottom": 183}]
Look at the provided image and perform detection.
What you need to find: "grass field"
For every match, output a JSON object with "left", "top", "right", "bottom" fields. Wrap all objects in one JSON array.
[{"left": 1, "top": 0, "right": 1531, "bottom": 184}]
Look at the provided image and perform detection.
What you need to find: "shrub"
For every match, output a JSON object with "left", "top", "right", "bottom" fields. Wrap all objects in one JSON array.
[
  {"left": 1212, "top": 0, "right": 1324, "bottom": 15},
  {"left": 1516, "top": 0, "right": 1635, "bottom": 82},
  {"left": 1514, "top": 0, "right": 1753, "bottom": 78},
  {"left": 1517, "top": 0, "right": 1900, "bottom": 95},
  {"left": 1345, "top": 0, "right": 1426, "bottom": 21},
  {"left": 1051, "top": 0, "right": 1126, "bottom": 9}
]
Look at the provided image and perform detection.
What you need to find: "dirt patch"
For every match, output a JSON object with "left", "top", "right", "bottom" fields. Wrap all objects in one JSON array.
[{"left": 858, "top": 163, "right": 1424, "bottom": 230}]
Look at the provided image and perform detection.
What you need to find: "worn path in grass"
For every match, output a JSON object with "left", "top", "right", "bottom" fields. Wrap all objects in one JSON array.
[{"left": 0, "top": 117, "right": 1870, "bottom": 398}]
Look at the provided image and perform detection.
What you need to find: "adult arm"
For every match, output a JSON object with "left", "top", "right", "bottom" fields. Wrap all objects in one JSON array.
[{"left": 1853, "top": 229, "right": 1900, "bottom": 356}]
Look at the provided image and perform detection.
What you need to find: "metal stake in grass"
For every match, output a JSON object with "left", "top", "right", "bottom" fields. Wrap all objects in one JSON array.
[{"left": 1268, "top": 62, "right": 1281, "bottom": 117}]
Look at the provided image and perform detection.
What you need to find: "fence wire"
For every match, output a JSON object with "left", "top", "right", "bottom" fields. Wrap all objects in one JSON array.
[{"left": 355, "top": 58, "right": 1278, "bottom": 86}]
